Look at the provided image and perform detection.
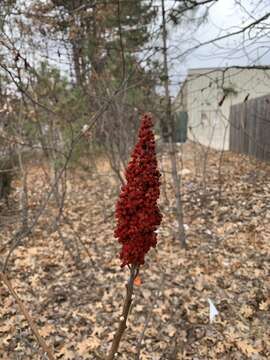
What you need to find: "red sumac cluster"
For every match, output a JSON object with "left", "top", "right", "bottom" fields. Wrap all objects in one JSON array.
[{"left": 114, "top": 113, "right": 162, "bottom": 267}]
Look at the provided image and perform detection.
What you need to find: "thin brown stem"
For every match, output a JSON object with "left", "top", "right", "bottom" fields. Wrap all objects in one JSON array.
[
  {"left": 106, "top": 265, "right": 139, "bottom": 360},
  {"left": 161, "top": 0, "right": 186, "bottom": 248},
  {"left": 0, "top": 272, "right": 55, "bottom": 360},
  {"left": 135, "top": 296, "right": 154, "bottom": 360}
]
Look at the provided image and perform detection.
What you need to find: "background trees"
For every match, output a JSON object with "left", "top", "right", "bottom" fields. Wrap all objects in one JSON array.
[
  {"left": 1, "top": 0, "right": 270, "bottom": 259},
  {"left": 1, "top": 1, "right": 270, "bottom": 358},
  {"left": 1, "top": 0, "right": 269, "bottom": 263}
]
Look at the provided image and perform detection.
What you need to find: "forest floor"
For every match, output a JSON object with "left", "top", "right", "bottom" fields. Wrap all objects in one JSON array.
[{"left": 1, "top": 142, "right": 270, "bottom": 360}]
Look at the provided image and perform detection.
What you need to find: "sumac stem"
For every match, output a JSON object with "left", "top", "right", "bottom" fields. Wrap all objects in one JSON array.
[{"left": 107, "top": 265, "right": 138, "bottom": 360}]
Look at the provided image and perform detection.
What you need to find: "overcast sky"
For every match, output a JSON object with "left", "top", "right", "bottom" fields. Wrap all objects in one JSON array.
[{"left": 167, "top": 0, "right": 270, "bottom": 94}]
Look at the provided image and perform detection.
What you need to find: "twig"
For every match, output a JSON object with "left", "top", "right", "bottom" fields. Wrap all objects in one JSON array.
[
  {"left": 0, "top": 272, "right": 55, "bottom": 360},
  {"left": 106, "top": 265, "right": 139, "bottom": 360},
  {"left": 135, "top": 299, "right": 154, "bottom": 360},
  {"left": 135, "top": 272, "right": 165, "bottom": 360}
]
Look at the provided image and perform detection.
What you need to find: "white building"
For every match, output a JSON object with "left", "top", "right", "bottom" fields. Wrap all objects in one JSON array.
[{"left": 174, "top": 67, "right": 270, "bottom": 150}]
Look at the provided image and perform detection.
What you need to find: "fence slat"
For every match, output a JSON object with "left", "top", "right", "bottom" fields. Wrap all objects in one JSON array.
[{"left": 229, "top": 94, "right": 270, "bottom": 161}]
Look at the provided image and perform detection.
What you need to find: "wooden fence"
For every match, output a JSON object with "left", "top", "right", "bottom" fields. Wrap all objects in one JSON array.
[{"left": 229, "top": 94, "right": 270, "bottom": 161}]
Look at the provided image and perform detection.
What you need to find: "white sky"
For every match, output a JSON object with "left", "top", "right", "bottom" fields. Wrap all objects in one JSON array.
[{"left": 167, "top": 0, "right": 270, "bottom": 95}]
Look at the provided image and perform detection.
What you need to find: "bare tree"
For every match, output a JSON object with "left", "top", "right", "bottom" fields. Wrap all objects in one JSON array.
[{"left": 161, "top": 0, "right": 186, "bottom": 247}]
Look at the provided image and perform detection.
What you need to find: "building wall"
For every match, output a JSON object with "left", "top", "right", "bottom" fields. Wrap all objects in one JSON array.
[{"left": 175, "top": 67, "right": 270, "bottom": 150}]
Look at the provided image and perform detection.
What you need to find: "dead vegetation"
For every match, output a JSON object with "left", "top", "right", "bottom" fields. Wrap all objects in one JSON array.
[{"left": 1, "top": 143, "right": 270, "bottom": 359}]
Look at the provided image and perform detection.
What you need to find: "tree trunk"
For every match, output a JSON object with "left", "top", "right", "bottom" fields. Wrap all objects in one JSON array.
[{"left": 161, "top": 0, "right": 186, "bottom": 248}]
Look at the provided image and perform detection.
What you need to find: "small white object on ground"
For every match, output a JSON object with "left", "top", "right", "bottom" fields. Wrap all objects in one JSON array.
[
  {"left": 82, "top": 124, "right": 89, "bottom": 133},
  {"left": 208, "top": 298, "right": 219, "bottom": 323},
  {"left": 184, "top": 224, "right": 189, "bottom": 231},
  {"left": 181, "top": 168, "right": 191, "bottom": 176}
]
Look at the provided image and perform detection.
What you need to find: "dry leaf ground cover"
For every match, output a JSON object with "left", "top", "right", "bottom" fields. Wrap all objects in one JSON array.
[{"left": 1, "top": 142, "right": 270, "bottom": 359}]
